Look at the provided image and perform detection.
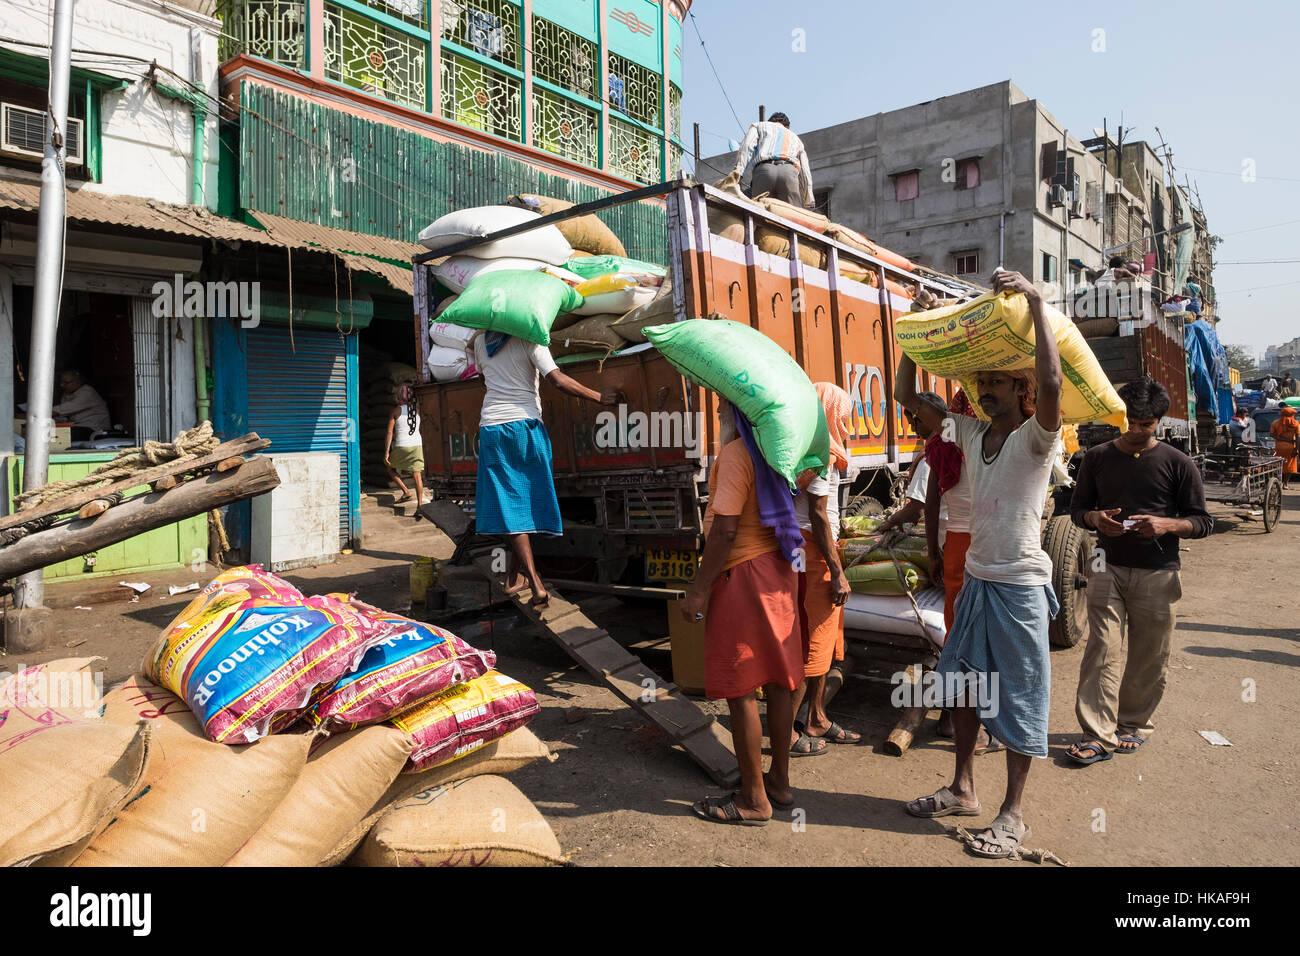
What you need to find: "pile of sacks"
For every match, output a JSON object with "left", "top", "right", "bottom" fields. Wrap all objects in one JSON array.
[
  {"left": 837, "top": 513, "right": 947, "bottom": 649},
  {"left": 418, "top": 199, "right": 672, "bottom": 374},
  {"left": 0, "top": 566, "right": 566, "bottom": 868}
]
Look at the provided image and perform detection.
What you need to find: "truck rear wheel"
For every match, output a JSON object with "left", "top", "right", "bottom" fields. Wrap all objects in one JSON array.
[
  {"left": 843, "top": 495, "right": 886, "bottom": 518},
  {"left": 1043, "top": 515, "right": 1091, "bottom": 648}
]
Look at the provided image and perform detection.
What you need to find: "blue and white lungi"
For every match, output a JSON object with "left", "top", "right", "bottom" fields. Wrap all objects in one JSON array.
[
  {"left": 475, "top": 418, "right": 563, "bottom": 536},
  {"left": 935, "top": 574, "right": 1059, "bottom": 757}
]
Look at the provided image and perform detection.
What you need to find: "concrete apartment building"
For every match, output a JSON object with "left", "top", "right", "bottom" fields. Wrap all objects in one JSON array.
[
  {"left": 703, "top": 80, "right": 1216, "bottom": 319},
  {"left": 1264, "top": 338, "right": 1300, "bottom": 375}
]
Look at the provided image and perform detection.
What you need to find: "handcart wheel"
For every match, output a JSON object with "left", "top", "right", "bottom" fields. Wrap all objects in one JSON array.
[{"left": 1263, "top": 477, "right": 1283, "bottom": 533}]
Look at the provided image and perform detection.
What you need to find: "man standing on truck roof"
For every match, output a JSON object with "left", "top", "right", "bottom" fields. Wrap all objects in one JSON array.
[
  {"left": 471, "top": 332, "right": 621, "bottom": 610},
  {"left": 899, "top": 269, "right": 1064, "bottom": 860},
  {"left": 1066, "top": 377, "right": 1213, "bottom": 765},
  {"left": 733, "top": 112, "right": 815, "bottom": 208}
]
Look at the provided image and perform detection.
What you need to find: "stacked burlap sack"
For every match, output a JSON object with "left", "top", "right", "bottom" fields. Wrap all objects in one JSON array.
[
  {"left": 360, "top": 353, "right": 418, "bottom": 487},
  {"left": 837, "top": 514, "right": 946, "bottom": 648},
  {"left": 418, "top": 200, "right": 672, "bottom": 368},
  {"left": 0, "top": 566, "right": 566, "bottom": 868}
]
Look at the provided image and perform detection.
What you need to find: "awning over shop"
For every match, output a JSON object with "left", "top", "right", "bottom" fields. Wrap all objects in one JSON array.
[{"left": 0, "top": 180, "right": 418, "bottom": 296}]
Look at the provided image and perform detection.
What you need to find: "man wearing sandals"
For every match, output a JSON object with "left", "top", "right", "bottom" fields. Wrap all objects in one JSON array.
[
  {"left": 1066, "top": 376, "right": 1213, "bottom": 765},
  {"left": 898, "top": 270, "right": 1063, "bottom": 859}
]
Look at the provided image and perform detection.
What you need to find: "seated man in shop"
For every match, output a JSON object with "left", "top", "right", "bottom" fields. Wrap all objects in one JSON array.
[{"left": 51, "top": 370, "right": 112, "bottom": 441}]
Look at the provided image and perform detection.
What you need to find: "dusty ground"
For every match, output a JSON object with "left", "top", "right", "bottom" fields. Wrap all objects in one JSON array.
[{"left": 6, "top": 487, "right": 1298, "bottom": 867}]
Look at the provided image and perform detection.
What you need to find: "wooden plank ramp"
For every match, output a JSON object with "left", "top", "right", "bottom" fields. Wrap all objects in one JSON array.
[{"left": 421, "top": 499, "right": 740, "bottom": 789}]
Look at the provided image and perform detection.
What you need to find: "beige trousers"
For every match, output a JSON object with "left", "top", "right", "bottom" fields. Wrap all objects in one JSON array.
[{"left": 1075, "top": 565, "right": 1182, "bottom": 751}]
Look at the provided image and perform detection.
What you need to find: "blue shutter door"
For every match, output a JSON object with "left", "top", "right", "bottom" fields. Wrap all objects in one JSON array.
[{"left": 244, "top": 327, "right": 360, "bottom": 548}]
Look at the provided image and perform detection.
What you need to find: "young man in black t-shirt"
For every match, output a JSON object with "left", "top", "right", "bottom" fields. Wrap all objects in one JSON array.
[{"left": 1067, "top": 377, "right": 1214, "bottom": 764}]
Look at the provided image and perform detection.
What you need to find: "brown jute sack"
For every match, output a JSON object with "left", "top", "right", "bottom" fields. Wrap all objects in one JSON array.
[
  {"left": 226, "top": 724, "right": 412, "bottom": 867},
  {"left": 320, "top": 725, "right": 551, "bottom": 866},
  {"left": 611, "top": 281, "right": 674, "bottom": 344},
  {"left": 72, "top": 675, "right": 311, "bottom": 867},
  {"left": 0, "top": 659, "right": 151, "bottom": 866},
  {"left": 758, "top": 196, "right": 829, "bottom": 233},
  {"left": 549, "top": 315, "right": 626, "bottom": 357},
  {"left": 505, "top": 194, "right": 627, "bottom": 257},
  {"left": 351, "top": 775, "right": 565, "bottom": 867}
]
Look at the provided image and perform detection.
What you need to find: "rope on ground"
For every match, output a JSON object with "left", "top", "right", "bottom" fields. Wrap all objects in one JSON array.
[
  {"left": 14, "top": 421, "right": 220, "bottom": 509},
  {"left": 946, "top": 824, "right": 1071, "bottom": 866}
]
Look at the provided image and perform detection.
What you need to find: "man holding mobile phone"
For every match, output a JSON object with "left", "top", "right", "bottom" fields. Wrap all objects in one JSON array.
[{"left": 1067, "top": 377, "right": 1214, "bottom": 765}]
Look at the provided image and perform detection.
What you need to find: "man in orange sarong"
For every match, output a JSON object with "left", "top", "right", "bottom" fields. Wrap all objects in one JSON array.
[{"left": 1271, "top": 405, "right": 1299, "bottom": 489}]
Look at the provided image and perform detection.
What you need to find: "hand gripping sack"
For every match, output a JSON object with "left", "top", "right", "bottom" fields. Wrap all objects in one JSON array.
[
  {"left": 417, "top": 205, "right": 573, "bottom": 265},
  {"left": 437, "top": 270, "right": 583, "bottom": 346},
  {"left": 144, "top": 570, "right": 391, "bottom": 744},
  {"left": 644, "top": 318, "right": 830, "bottom": 487},
  {"left": 894, "top": 291, "right": 1126, "bottom": 427}
]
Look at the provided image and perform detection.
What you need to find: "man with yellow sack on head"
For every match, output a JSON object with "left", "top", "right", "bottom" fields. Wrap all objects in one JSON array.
[{"left": 898, "top": 270, "right": 1063, "bottom": 860}]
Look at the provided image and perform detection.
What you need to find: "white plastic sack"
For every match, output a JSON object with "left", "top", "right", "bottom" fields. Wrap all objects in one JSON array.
[
  {"left": 418, "top": 206, "right": 573, "bottom": 265},
  {"left": 573, "top": 285, "right": 659, "bottom": 317},
  {"left": 433, "top": 255, "right": 548, "bottom": 294},
  {"left": 428, "top": 321, "right": 478, "bottom": 350},
  {"left": 425, "top": 344, "right": 474, "bottom": 383},
  {"left": 843, "top": 587, "right": 946, "bottom": 649}
]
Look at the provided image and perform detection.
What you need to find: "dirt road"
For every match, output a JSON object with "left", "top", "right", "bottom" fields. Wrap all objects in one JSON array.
[{"left": 8, "top": 489, "right": 1297, "bottom": 866}]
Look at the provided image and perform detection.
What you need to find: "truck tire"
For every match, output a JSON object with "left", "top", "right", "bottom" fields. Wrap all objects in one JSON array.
[
  {"left": 1043, "top": 515, "right": 1091, "bottom": 648},
  {"left": 843, "top": 495, "right": 885, "bottom": 518}
]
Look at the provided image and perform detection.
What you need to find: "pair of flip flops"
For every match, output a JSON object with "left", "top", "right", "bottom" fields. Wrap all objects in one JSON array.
[
  {"left": 791, "top": 721, "right": 861, "bottom": 756},
  {"left": 905, "top": 786, "right": 981, "bottom": 819},
  {"left": 1069, "top": 734, "right": 1145, "bottom": 765},
  {"left": 691, "top": 793, "right": 770, "bottom": 827}
]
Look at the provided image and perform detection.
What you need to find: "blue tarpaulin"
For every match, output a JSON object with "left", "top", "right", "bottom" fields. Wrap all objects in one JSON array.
[{"left": 1184, "top": 320, "right": 1234, "bottom": 424}]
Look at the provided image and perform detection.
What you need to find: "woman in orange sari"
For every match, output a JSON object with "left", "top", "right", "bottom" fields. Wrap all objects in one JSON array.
[{"left": 1271, "top": 405, "right": 1299, "bottom": 489}]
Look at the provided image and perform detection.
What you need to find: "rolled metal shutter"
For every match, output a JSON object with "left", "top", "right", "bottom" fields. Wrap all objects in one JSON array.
[{"left": 244, "top": 327, "right": 359, "bottom": 548}]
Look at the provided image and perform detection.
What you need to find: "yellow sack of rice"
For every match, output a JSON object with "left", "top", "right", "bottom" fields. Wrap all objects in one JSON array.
[
  {"left": 894, "top": 290, "right": 1125, "bottom": 426},
  {"left": 351, "top": 775, "right": 565, "bottom": 867}
]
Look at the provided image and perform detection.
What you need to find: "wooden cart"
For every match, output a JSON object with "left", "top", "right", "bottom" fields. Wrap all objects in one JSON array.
[{"left": 1196, "top": 451, "right": 1285, "bottom": 532}]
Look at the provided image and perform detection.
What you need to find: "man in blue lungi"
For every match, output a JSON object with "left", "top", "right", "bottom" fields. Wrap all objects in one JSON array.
[
  {"left": 472, "top": 332, "right": 620, "bottom": 610},
  {"left": 899, "top": 269, "right": 1064, "bottom": 859}
]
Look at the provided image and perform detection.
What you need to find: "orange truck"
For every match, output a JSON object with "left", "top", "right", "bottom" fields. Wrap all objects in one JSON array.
[{"left": 411, "top": 180, "right": 1092, "bottom": 646}]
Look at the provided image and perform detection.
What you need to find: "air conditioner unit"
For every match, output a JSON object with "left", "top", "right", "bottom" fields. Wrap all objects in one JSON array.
[
  {"left": 1069, "top": 195, "right": 1084, "bottom": 219},
  {"left": 1048, "top": 184, "right": 1067, "bottom": 207},
  {"left": 1, "top": 103, "right": 83, "bottom": 165}
]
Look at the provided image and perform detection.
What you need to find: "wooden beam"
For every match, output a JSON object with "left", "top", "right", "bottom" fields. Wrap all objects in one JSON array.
[
  {"left": 545, "top": 578, "right": 687, "bottom": 600},
  {"left": 0, "top": 457, "right": 280, "bottom": 580}
]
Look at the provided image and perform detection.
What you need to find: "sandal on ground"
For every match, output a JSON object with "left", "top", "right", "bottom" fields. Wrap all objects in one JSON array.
[
  {"left": 967, "top": 815, "right": 1030, "bottom": 859},
  {"left": 691, "top": 794, "right": 769, "bottom": 827},
  {"left": 1067, "top": 740, "right": 1112, "bottom": 765},
  {"left": 395, "top": 493, "right": 413, "bottom": 503},
  {"left": 974, "top": 731, "right": 1006, "bottom": 756},
  {"left": 1115, "top": 734, "right": 1145, "bottom": 754},
  {"left": 904, "top": 786, "right": 980, "bottom": 819},
  {"left": 762, "top": 772, "right": 794, "bottom": 809},
  {"left": 789, "top": 731, "right": 829, "bottom": 757},
  {"left": 530, "top": 592, "right": 550, "bottom": 611},
  {"left": 813, "top": 721, "right": 862, "bottom": 745}
]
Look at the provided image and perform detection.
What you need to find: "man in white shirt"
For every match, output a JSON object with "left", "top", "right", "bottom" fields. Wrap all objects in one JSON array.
[
  {"left": 52, "top": 370, "right": 112, "bottom": 438},
  {"left": 472, "top": 333, "right": 619, "bottom": 609},
  {"left": 900, "top": 270, "right": 1064, "bottom": 860},
  {"left": 733, "top": 112, "right": 814, "bottom": 207}
]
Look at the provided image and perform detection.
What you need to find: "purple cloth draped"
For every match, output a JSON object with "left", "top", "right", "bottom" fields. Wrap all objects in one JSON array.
[{"left": 730, "top": 402, "right": 803, "bottom": 566}]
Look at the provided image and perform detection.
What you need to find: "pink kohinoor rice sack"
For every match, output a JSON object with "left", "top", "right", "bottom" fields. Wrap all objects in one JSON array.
[
  {"left": 144, "top": 568, "right": 391, "bottom": 744},
  {"left": 295, "top": 598, "right": 497, "bottom": 731},
  {"left": 390, "top": 671, "right": 539, "bottom": 773}
]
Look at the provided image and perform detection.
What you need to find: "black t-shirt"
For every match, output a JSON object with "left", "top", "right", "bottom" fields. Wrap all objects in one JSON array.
[{"left": 1069, "top": 440, "right": 1214, "bottom": 569}]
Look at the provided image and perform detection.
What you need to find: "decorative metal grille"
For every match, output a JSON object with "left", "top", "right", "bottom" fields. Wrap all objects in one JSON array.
[
  {"left": 608, "top": 116, "right": 658, "bottom": 184},
  {"left": 668, "top": 82, "right": 681, "bottom": 141},
  {"left": 533, "top": 88, "right": 598, "bottom": 167},
  {"left": 323, "top": 3, "right": 428, "bottom": 111},
  {"left": 358, "top": 0, "right": 426, "bottom": 28},
  {"left": 217, "top": 0, "right": 306, "bottom": 69},
  {"left": 531, "top": 15, "right": 597, "bottom": 100},
  {"left": 440, "top": 0, "right": 521, "bottom": 69},
  {"left": 607, "top": 52, "right": 660, "bottom": 127},
  {"left": 441, "top": 50, "right": 522, "bottom": 142},
  {"left": 667, "top": 141, "right": 682, "bottom": 178}
]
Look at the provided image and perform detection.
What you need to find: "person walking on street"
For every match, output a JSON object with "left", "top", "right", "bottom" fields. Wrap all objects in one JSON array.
[
  {"left": 472, "top": 332, "right": 620, "bottom": 609},
  {"left": 900, "top": 269, "right": 1064, "bottom": 860},
  {"left": 1270, "top": 405, "right": 1299, "bottom": 489},
  {"left": 384, "top": 385, "right": 427, "bottom": 505},
  {"left": 732, "top": 112, "right": 815, "bottom": 208},
  {"left": 788, "top": 383, "right": 855, "bottom": 756},
  {"left": 682, "top": 403, "right": 808, "bottom": 825},
  {"left": 1279, "top": 372, "right": 1298, "bottom": 398},
  {"left": 1067, "top": 377, "right": 1214, "bottom": 765}
]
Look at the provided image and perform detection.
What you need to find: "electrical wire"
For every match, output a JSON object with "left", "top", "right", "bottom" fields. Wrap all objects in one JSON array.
[{"left": 686, "top": 9, "right": 744, "bottom": 136}]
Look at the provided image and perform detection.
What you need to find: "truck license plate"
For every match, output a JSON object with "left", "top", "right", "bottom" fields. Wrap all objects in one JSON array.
[{"left": 646, "top": 549, "right": 696, "bottom": 582}]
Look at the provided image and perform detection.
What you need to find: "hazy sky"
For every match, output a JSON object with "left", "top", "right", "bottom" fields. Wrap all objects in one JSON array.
[{"left": 679, "top": 0, "right": 1299, "bottom": 359}]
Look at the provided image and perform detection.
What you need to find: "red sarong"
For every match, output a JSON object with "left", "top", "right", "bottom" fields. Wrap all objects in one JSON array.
[{"left": 705, "top": 550, "right": 803, "bottom": 700}]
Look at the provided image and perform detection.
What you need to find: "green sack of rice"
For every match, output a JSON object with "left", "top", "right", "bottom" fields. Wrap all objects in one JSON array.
[
  {"left": 565, "top": 255, "right": 667, "bottom": 280},
  {"left": 438, "top": 270, "right": 582, "bottom": 346},
  {"left": 644, "top": 318, "right": 830, "bottom": 487},
  {"left": 840, "top": 514, "right": 884, "bottom": 536},
  {"left": 845, "top": 559, "right": 924, "bottom": 595},
  {"left": 839, "top": 536, "right": 931, "bottom": 572}
]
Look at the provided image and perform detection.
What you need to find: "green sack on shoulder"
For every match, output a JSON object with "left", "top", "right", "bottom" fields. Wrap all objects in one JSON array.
[
  {"left": 565, "top": 255, "right": 667, "bottom": 280},
  {"left": 439, "top": 270, "right": 583, "bottom": 346},
  {"left": 643, "top": 318, "right": 829, "bottom": 487}
]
